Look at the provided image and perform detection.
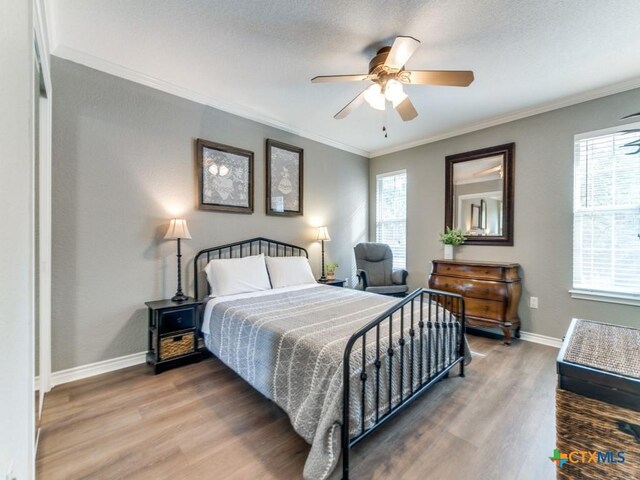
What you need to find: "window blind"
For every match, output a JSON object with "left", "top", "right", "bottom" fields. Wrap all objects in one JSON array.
[
  {"left": 376, "top": 171, "right": 407, "bottom": 269},
  {"left": 573, "top": 125, "right": 640, "bottom": 295}
]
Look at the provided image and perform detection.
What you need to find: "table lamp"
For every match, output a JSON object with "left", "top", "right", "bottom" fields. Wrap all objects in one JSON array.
[
  {"left": 316, "top": 226, "right": 331, "bottom": 282},
  {"left": 164, "top": 218, "right": 191, "bottom": 301}
]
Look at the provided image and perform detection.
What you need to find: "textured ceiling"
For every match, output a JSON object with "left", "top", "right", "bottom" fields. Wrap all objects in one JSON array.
[{"left": 49, "top": 0, "right": 640, "bottom": 156}]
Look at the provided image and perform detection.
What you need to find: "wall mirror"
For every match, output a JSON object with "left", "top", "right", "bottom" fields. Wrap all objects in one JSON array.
[{"left": 445, "top": 143, "right": 515, "bottom": 245}]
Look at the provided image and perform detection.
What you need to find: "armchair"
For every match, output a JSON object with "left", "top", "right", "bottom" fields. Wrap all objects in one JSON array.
[{"left": 354, "top": 243, "right": 408, "bottom": 297}]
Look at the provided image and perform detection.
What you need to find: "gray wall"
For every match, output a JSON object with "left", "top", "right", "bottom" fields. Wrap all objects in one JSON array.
[
  {"left": 52, "top": 57, "right": 369, "bottom": 371},
  {"left": 0, "top": 0, "right": 34, "bottom": 477},
  {"left": 370, "top": 89, "right": 640, "bottom": 340}
]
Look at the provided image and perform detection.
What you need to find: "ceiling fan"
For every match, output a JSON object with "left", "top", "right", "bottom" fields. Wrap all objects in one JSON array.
[{"left": 311, "top": 36, "right": 474, "bottom": 121}]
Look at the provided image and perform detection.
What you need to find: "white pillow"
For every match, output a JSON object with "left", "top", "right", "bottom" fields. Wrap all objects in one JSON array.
[
  {"left": 265, "top": 256, "right": 316, "bottom": 289},
  {"left": 204, "top": 253, "right": 271, "bottom": 297}
]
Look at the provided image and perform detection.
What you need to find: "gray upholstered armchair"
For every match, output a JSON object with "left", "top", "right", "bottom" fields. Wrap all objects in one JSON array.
[{"left": 354, "top": 243, "right": 408, "bottom": 297}]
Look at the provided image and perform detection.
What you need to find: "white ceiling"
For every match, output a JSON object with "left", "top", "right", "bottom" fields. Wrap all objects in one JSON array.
[{"left": 48, "top": 0, "right": 640, "bottom": 157}]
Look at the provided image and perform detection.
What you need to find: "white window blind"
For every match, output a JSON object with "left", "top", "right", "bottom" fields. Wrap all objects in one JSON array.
[
  {"left": 573, "top": 124, "right": 640, "bottom": 297},
  {"left": 376, "top": 170, "right": 407, "bottom": 269}
]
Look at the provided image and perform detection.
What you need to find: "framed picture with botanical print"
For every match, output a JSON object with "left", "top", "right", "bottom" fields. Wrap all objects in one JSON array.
[
  {"left": 196, "top": 138, "right": 254, "bottom": 214},
  {"left": 266, "top": 139, "right": 303, "bottom": 216}
]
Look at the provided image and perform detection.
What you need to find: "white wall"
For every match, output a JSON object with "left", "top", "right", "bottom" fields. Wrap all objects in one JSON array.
[
  {"left": 0, "top": 0, "right": 35, "bottom": 478},
  {"left": 370, "top": 88, "right": 640, "bottom": 340}
]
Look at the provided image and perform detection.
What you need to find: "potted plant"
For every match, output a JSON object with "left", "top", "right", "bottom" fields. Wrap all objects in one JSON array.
[
  {"left": 439, "top": 228, "right": 466, "bottom": 260},
  {"left": 325, "top": 263, "right": 339, "bottom": 280}
]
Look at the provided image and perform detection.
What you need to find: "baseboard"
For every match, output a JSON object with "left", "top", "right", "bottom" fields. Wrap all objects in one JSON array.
[
  {"left": 35, "top": 351, "right": 147, "bottom": 389},
  {"left": 519, "top": 331, "right": 563, "bottom": 349},
  {"left": 33, "top": 331, "right": 561, "bottom": 390}
]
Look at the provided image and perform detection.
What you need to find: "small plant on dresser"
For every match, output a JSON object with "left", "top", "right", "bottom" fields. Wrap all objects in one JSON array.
[{"left": 439, "top": 227, "right": 466, "bottom": 260}]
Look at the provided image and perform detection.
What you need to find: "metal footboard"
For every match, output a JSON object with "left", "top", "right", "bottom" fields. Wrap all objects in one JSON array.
[{"left": 341, "top": 288, "right": 466, "bottom": 479}]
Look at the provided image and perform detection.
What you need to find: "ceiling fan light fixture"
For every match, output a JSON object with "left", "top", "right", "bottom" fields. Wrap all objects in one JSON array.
[
  {"left": 385, "top": 79, "right": 405, "bottom": 103},
  {"left": 364, "top": 84, "right": 386, "bottom": 111}
]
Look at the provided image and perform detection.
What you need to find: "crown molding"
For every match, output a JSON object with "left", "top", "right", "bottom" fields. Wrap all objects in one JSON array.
[
  {"left": 51, "top": 44, "right": 640, "bottom": 160},
  {"left": 370, "top": 77, "right": 640, "bottom": 158},
  {"left": 51, "top": 45, "right": 369, "bottom": 158}
]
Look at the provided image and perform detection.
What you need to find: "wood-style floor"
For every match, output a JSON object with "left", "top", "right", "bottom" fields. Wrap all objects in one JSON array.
[{"left": 36, "top": 336, "right": 558, "bottom": 480}]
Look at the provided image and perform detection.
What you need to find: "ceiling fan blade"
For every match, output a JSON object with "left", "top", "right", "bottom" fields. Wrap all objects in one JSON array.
[
  {"left": 384, "top": 36, "right": 421, "bottom": 71},
  {"left": 334, "top": 89, "right": 367, "bottom": 119},
  {"left": 621, "top": 112, "right": 640, "bottom": 120},
  {"left": 474, "top": 165, "right": 502, "bottom": 177},
  {"left": 311, "top": 74, "right": 373, "bottom": 83},
  {"left": 399, "top": 70, "right": 474, "bottom": 86},
  {"left": 395, "top": 96, "right": 418, "bottom": 121}
]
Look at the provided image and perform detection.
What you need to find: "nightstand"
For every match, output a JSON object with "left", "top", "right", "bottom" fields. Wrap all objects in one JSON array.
[
  {"left": 318, "top": 279, "right": 346, "bottom": 288},
  {"left": 145, "top": 297, "right": 202, "bottom": 374}
]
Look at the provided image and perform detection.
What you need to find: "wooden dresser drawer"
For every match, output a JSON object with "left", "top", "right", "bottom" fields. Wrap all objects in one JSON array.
[
  {"left": 430, "top": 275, "right": 506, "bottom": 302},
  {"left": 434, "top": 262, "right": 504, "bottom": 281},
  {"left": 464, "top": 297, "right": 506, "bottom": 321}
]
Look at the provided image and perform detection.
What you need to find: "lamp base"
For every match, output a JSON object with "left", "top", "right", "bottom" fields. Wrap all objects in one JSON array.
[{"left": 171, "top": 293, "right": 189, "bottom": 302}]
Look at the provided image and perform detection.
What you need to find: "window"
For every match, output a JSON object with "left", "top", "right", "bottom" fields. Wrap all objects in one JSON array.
[
  {"left": 376, "top": 170, "right": 407, "bottom": 269},
  {"left": 572, "top": 124, "right": 640, "bottom": 304}
]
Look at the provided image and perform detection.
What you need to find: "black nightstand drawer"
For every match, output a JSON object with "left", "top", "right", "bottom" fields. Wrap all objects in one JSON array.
[{"left": 159, "top": 307, "right": 195, "bottom": 334}]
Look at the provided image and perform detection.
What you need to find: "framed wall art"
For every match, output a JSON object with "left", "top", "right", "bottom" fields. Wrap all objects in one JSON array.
[
  {"left": 196, "top": 138, "right": 254, "bottom": 214},
  {"left": 266, "top": 139, "right": 303, "bottom": 216}
]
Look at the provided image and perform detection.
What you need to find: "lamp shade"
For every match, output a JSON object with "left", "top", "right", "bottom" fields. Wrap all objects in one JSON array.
[
  {"left": 164, "top": 218, "right": 192, "bottom": 240},
  {"left": 316, "top": 226, "right": 331, "bottom": 242},
  {"left": 363, "top": 84, "right": 385, "bottom": 111}
]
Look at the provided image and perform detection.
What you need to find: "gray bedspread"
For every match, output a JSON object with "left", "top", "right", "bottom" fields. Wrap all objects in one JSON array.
[{"left": 203, "top": 285, "right": 470, "bottom": 480}]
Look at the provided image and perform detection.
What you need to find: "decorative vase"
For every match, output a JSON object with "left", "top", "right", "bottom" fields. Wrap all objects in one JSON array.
[
  {"left": 327, "top": 271, "right": 335, "bottom": 280},
  {"left": 444, "top": 244, "right": 454, "bottom": 260}
]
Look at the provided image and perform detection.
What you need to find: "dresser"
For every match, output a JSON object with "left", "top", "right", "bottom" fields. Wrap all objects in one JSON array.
[{"left": 428, "top": 260, "right": 522, "bottom": 344}]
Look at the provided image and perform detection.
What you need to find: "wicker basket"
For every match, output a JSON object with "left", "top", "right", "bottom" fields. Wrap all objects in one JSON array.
[
  {"left": 556, "top": 319, "right": 640, "bottom": 480},
  {"left": 160, "top": 331, "right": 194, "bottom": 361},
  {"left": 556, "top": 388, "right": 640, "bottom": 479}
]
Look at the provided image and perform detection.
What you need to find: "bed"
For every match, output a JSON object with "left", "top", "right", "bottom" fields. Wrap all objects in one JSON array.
[{"left": 194, "top": 238, "right": 469, "bottom": 480}]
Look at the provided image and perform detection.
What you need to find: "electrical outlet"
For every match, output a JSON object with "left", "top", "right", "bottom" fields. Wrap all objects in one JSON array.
[{"left": 529, "top": 296, "right": 539, "bottom": 309}]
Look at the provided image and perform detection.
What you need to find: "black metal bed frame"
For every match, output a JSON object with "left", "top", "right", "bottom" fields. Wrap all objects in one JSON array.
[
  {"left": 193, "top": 238, "right": 466, "bottom": 480},
  {"left": 193, "top": 237, "right": 308, "bottom": 298}
]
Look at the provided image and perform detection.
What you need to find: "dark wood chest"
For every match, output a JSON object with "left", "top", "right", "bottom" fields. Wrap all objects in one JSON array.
[{"left": 428, "top": 259, "right": 522, "bottom": 344}]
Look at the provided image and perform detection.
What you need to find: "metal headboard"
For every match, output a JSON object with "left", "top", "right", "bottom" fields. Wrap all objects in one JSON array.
[{"left": 193, "top": 237, "right": 309, "bottom": 300}]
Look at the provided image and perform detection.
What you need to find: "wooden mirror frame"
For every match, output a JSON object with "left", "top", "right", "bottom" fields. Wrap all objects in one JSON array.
[{"left": 445, "top": 143, "right": 515, "bottom": 246}]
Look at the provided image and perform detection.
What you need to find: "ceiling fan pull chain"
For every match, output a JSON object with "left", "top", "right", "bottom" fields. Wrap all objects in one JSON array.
[{"left": 382, "top": 109, "right": 388, "bottom": 138}]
